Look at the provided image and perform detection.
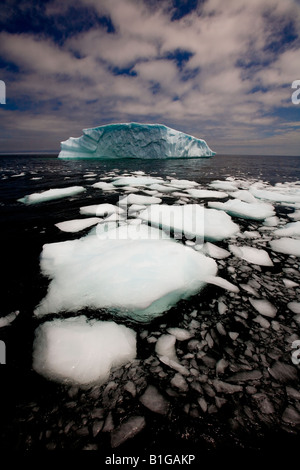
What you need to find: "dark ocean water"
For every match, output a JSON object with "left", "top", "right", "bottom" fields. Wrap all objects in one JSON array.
[{"left": 0, "top": 153, "right": 299, "bottom": 457}]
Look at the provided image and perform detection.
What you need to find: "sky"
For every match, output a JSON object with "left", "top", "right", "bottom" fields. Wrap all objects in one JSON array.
[{"left": 0, "top": 0, "right": 300, "bottom": 155}]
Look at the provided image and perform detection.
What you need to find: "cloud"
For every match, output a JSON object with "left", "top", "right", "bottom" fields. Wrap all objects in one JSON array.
[{"left": 0, "top": 0, "right": 299, "bottom": 154}]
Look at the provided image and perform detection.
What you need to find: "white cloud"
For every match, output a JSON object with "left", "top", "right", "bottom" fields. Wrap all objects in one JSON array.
[{"left": 1, "top": 0, "right": 300, "bottom": 154}]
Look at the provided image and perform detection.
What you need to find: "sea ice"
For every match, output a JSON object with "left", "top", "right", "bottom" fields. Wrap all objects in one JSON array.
[
  {"left": 209, "top": 180, "right": 238, "bottom": 191},
  {"left": 18, "top": 186, "right": 86, "bottom": 204},
  {"left": 55, "top": 217, "right": 101, "bottom": 233},
  {"left": 186, "top": 189, "right": 228, "bottom": 199},
  {"left": 201, "top": 242, "right": 230, "bottom": 259},
  {"left": 80, "top": 203, "right": 123, "bottom": 217},
  {"left": 229, "top": 244, "right": 273, "bottom": 266},
  {"left": 155, "top": 334, "right": 178, "bottom": 362},
  {"left": 208, "top": 199, "right": 275, "bottom": 220},
  {"left": 0, "top": 311, "right": 19, "bottom": 328},
  {"left": 249, "top": 298, "right": 277, "bottom": 318},
  {"left": 32, "top": 316, "right": 136, "bottom": 385},
  {"left": 250, "top": 188, "right": 300, "bottom": 203},
  {"left": 92, "top": 181, "right": 116, "bottom": 191},
  {"left": 34, "top": 235, "right": 217, "bottom": 322},
  {"left": 58, "top": 123, "right": 215, "bottom": 159},
  {"left": 112, "top": 176, "right": 163, "bottom": 187},
  {"left": 269, "top": 237, "right": 300, "bottom": 256},
  {"left": 273, "top": 221, "right": 300, "bottom": 237},
  {"left": 138, "top": 204, "right": 239, "bottom": 242},
  {"left": 118, "top": 194, "right": 162, "bottom": 206}
]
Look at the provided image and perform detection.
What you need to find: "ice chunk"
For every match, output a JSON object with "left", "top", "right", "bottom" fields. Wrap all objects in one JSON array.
[
  {"left": 155, "top": 334, "right": 178, "bottom": 362},
  {"left": 249, "top": 298, "right": 277, "bottom": 317},
  {"left": 166, "top": 327, "right": 193, "bottom": 341},
  {"left": 59, "top": 123, "right": 215, "bottom": 159},
  {"left": 250, "top": 188, "right": 300, "bottom": 203},
  {"left": 206, "top": 276, "right": 239, "bottom": 293},
  {"left": 283, "top": 279, "right": 299, "bottom": 288},
  {"left": 229, "top": 244, "right": 273, "bottom": 266},
  {"left": 287, "top": 302, "right": 300, "bottom": 314},
  {"left": 138, "top": 204, "right": 239, "bottom": 242},
  {"left": 118, "top": 194, "right": 162, "bottom": 206},
  {"left": 80, "top": 203, "right": 123, "bottom": 216},
  {"left": 209, "top": 181, "right": 238, "bottom": 191},
  {"left": 168, "top": 179, "right": 199, "bottom": 189},
  {"left": 231, "top": 190, "right": 257, "bottom": 204},
  {"left": 288, "top": 209, "right": 300, "bottom": 221},
  {"left": 18, "top": 186, "right": 86, "bottom": 204},
  {"left": 139, "top": 385, "right": 169, "bottom": 415},
  {"left": 55, "top": 217, "right": 101, "bottom": 233},
  {"left": 149, "top": 183, "right": 177, "bottom": 193},
  {"left": 273, "top": 221, "right": 300, "bottom": 237},
  {"left": 32, "top": 316, "right": 136, "bottom": 385},
  {"left": 202, "top": 242, "right": 230, "bottom": 259},
  {"left": 208, "top": 199, "right": 274, "bottom": 220},
  {"left": 0, "top": 310, "right": 19, "bottom": 328},
  {"left": 186, "top": 189, "right": 227, "bottom": 199},
  {"left": 112, "top": 176, "right": 162, "bottom": 187},
  {"left": 263, "top": 216, "right": 280, "bottom": 227},
  {"left": 34, "top": 235, "right": 217, "bottom": 322},
  {"left": 269, "top": 237, "right": 300, "bottom": 256},
  {"left": 111, "top": 416, "right": 146, "bottom": 448},
  {"left": 92, "top": 181, "right": 115, "bottom": 191}
]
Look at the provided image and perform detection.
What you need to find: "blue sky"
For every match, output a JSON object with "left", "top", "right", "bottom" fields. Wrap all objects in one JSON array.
[{"left": 0, "top": 0, "right": 299, "bottom": 155}]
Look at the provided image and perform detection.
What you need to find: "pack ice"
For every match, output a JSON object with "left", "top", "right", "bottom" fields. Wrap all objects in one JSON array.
[{"left": 58, "top": 123, "right": 215, "bottom": 159}]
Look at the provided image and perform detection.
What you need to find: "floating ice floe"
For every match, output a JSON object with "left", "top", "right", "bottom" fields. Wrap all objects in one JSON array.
[
  {"left": 229, "top": 245, "right": 273, "bottom": 266},
  {"left": 186, "top": 189, "right": 228, "bottom": 199},
  {"left": 209, "top": 180, "right": 238, "bottom": 191},
  {"left": 288, "top": 210, "right": 300, "bottom": 221},
  {"left": 18, "top": 186, "right": 86, "bottom": 204},
  {"left": 32, "top": 316, "right": 136, "bottom": 385},
  {"left": 58, "top": 123, "right": 215, "bottom": 159},
  {"left": 0, "top": 311, "right": 19, "bottom": 328},
  {"left": 34, "top": 234, "right": 218, "bottom": 322},
  {"left": 55, "top": 217, "right": 101, "bottom": 233},
  {"left": 250, "top": 187, "right": 300, "bottom": 203},
  {"left": 168, "top": 179, "right": 199, "bottom": 190},
  {"left": 263, "top": 216, "right": 280, "bottom": 227},
  {"left": 149, "top": 183, "right": 177, "bottom": 193},
  {"left": 208, "top": 199, "right": 275, "bottom": 220},
  {"left": 230, "top": 190, "right": 257, "bottom": 204},
  {"left": 249, "top": 298, "right": 277, "bottom": 318},
  {"left": 118, "top": 194, "right": 162, "bottom": 206},
  {"left": 201, "top": 242, "right": 230, "bottom": 259},
  {"left": 138, "top": 204, "right": 239, "bottom": 242},
  {"left": 112, "top": 176, "right": 162, "bottom": 187},
  {"left": 92, "top": 181, "right": 115, "bottom": 191},
  {"left": 273, "top": 221, "right": 300, "bottom": 238},
  {"left": 269, "top": 237, "right": 300, "bottom": 257},
  {"left": 80, "top": 203, "right": 123, "bottom": 217},
  {"left": 287, "top": 302, "right": 300, "bottom": 314}
]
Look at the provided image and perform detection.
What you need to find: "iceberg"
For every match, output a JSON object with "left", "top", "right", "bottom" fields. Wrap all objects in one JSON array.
[{"left": 58, "top": 123, "right": 215, "bottom": 159}]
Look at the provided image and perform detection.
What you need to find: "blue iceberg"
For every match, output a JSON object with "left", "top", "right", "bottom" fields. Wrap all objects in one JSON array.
[{"left": 58, "top": 123, "right": 215, "bottom": 159}]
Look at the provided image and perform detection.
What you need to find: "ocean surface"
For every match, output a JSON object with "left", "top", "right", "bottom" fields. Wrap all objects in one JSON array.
[{"left": 0, "top": 153, "right": 299, "bottom": 457}]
